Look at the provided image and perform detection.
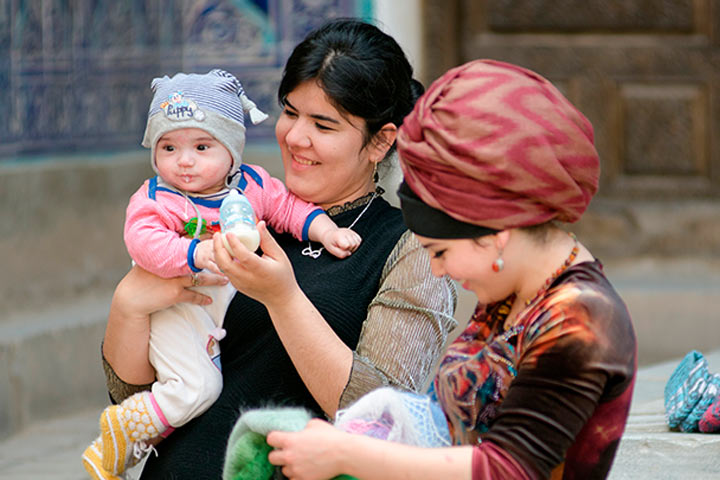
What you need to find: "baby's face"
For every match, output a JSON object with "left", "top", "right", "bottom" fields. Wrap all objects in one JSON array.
[{"left": 155, "top": 128, "right": 232, "bottom": 194}]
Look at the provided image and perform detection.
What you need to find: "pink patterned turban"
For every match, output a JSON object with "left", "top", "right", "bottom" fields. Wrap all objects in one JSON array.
[{"left": 397, "top": 59, "right": 599, "bottom": 233}]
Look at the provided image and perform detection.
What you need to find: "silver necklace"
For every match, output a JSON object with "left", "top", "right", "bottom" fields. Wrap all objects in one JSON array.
[{"left": 301, "top": 192, "right": 377, "bottom": 259}]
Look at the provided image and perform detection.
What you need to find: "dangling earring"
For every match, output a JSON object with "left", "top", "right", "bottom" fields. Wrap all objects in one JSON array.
[
  {"left": 371, "top": 162, "right": 378, "bottom": 183},
  {"left": 492, "top": 249, "right": 504, "bottom": 272}
]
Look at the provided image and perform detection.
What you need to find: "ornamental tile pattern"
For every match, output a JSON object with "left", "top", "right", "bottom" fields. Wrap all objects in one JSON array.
[{"left": 0, "top": 0, "right": 368, "bottom": 158}]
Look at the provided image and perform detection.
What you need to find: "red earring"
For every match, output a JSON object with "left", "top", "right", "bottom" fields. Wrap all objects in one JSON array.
[{"left": 492, "top": 251, "right": 504, "bottom": 272}]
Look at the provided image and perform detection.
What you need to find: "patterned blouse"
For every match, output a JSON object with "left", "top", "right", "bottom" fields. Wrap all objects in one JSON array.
[{"left": 434, "top": 260, "right": 636, "bottom": 479}]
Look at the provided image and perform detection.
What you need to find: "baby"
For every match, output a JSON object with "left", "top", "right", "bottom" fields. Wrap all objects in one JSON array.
[{"left": 82, "top": 69, "right": 360, "bottom": 479}]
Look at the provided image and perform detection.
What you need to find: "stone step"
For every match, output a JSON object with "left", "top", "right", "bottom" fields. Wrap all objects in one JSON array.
[
  {"left": 0, "top": 292, "right": 112, "bottom": 438},
  {"left": 608, "top": 349, "right": 720, "bottom": 479},
  {"left": 602, "top": 257, "right": 720, "bottom": 366}
]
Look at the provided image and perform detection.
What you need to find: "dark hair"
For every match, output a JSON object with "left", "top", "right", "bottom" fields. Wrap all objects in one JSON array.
[
  {"left": 519, "top": 222, "right": 558, "bottom": 243},
  {"left": 278, "top": 18, "right": 424, "bottom": 157},
  {"left": 472, "top": 221, "right": 559, "bottom": 246}
]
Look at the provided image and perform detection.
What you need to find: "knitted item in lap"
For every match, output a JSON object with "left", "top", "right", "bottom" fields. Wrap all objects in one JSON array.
[
  {"left": 223, "top": 407, "right": 357, "bottom": 480},
  {"left": 335, "top": 387, "right": 451, "bottom": 447}
]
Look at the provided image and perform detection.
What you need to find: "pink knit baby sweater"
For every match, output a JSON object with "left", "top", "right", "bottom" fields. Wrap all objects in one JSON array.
[{"left": 124, "top": 164, "right": 323, "bottom": 278}]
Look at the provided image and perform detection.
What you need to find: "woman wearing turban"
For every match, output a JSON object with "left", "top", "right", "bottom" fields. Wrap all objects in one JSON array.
[{"left": 265, "top": 60, "right": 637, "bottom": 480}]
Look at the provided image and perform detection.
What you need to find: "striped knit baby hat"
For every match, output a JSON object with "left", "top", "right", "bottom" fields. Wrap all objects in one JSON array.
[{"left": 142, "top": 69, "right": 268, "bottom": 182}]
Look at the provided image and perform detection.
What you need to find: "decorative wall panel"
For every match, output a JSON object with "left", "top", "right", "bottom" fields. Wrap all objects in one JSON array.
[
  {"left": 0, "top": 0, "right": 369, "bottom": 159},
  {"left": 425, "top": 0, "right": 720, "bottom": 197},
  {"left": 620, "top": 83, "right": 707, "bottom": 177}
]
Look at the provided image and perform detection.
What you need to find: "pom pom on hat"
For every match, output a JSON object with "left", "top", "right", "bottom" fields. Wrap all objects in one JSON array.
[{"left": 239, "top": 93, "right": 269, "bottom": 125}]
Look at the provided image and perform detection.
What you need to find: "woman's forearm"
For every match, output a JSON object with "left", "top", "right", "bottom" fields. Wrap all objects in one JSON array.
[
  {"left": 265, "top": 287, "right": 353, "bottom": 418},
  {"left": 216, "top": 227, "right": 354, "bottom": 417},
  {"left": 268, "top": 421, "right": 473, "bottom": 480},
  {"left": 340, "top": 437, "right": 473, "bottom": 480}
]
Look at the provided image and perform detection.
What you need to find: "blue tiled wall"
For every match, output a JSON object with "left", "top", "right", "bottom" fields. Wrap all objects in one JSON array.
[{"left": 0, "top": 0, "right": 371, "bottom": 159}]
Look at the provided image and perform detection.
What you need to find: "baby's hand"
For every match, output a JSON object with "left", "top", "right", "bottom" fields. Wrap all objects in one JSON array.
[
  {"left": 194, "top": 239, "right": 223, "bottom": 275},
  {"left": 321, "top": 227, "right": 362, "bottom": 259}
]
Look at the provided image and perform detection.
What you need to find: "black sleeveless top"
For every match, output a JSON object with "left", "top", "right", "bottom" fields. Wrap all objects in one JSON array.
[{"left": 141, "top": 195, "right": 407, "bottom": 479}]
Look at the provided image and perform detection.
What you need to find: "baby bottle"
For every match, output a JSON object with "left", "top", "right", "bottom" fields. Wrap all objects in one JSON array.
[{"left": 219, "top": 190, "right": 260, "bottom": 255}]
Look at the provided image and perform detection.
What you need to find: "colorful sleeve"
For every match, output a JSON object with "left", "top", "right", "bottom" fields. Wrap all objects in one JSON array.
[
  {"left": 475, "top": 286, "right": 635, "bottom": 479},
  {"left": 241, "top": 165, "right": 323, "bottom": 241},
  {"left": 338, "top": 231, "right": 458, "bottom": 409},
  {"left": 124, "top": 183, "right": 195, "bottom": 278}
]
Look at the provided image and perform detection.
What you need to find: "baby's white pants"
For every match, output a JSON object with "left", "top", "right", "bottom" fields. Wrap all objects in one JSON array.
[{"left": 148, "top": 282, "right": 235, "bottom": 427}]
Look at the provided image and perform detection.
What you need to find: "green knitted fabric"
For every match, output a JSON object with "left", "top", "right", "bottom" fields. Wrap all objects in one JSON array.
[
  {"left": 224, "top": 431, "right": 274, "bottom": 480},
  {"left": 223, "top": 407, "right": 358, "bottom": 480}
]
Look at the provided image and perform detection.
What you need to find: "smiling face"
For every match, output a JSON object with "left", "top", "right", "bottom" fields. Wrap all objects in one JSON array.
[
  {"left": 154, "top": 128, "right": 232, "bottom": 195},
  {"left": 275, "top": 80, "right": 382, "bottom": 209},
  {"left": 415, "top": 233, "right": 514, "bottom": 305}
]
